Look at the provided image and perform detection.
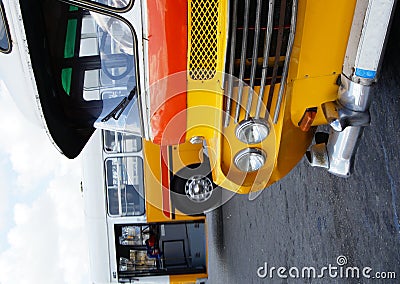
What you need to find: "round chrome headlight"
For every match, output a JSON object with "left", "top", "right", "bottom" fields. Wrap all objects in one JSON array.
[
  {"left": 234, "top": 148, "right": 266, "bottom": 172},
  {"left": 235, "top": 119, "right": 270, "bottom": 144}
]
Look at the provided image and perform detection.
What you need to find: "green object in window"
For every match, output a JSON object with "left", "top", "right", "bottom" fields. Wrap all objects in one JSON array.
[
  {"left": 64, "top": 19, "right": 77, "bottom": 58},
  {"left": 61, "top": 68, "right": 72, "bottom": 95},
  {"left": 69, "top": 5, "right": 78, "bottom": 11}
]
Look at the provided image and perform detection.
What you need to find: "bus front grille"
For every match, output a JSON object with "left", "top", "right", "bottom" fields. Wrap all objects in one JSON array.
[
  {"left": 224, "top": 0, "right": 297, "bottom": 126},
  {"left": 189, "top": 0, "right": 219, "bottom": 81}
]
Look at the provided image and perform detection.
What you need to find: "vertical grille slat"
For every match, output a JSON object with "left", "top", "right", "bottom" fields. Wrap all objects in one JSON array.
[
  {"left": 245, "top": 0, "right": 263, "bottom": 120},
  {"left": 224, "top": 0, "right": 297, "bottom": 126},
  {"left": 266, "top": 0, "right": 287, "bottom": 111},
  {"left": 234, "top": 0, "right": 251, "bottom": 123},
  {"left": 273, "top": 0, "right": 297, "bottom": 123},
  {"left": 255, "top": 0, "right": 275, "bottom": 118},
  {"left": 224, "top": 0, "right": 239, "bottom": 127}
]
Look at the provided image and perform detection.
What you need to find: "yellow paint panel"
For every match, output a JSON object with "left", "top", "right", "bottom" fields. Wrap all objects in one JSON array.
[
  {"left": 143, "top": 140, "right": 205, "bottom": 221},
  {"left": 290, "top": 0, "right": 357, "bottom": 79},
  {"left": 143, "top": 140, "right": 168, "bottom": 222},
  {"left": 290, "top": 75, "right": 340, "bottom": 126},
  {"left": 268, "top": 84, "right": 315, "bottom": 185},
  {"left": 170, "top": 273, "right": 208, "bottom": 284},
  {"left": 187, "top": 0, "right": 227, "bottom": 141},
  {"left": 288, "top": 0, "right": 357, "bottom": 126},
  {"left": 171, "top": 142, "right": 203, "bottom": 174},
  {"left": 186, "top": 85, "right": 224, "bottom": 141}
]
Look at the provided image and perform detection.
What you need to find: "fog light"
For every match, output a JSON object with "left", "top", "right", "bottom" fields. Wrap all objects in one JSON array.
[
  {"left": 234, "top": 148, "right": 266, "bottom": 172},
  {"left": 235, "top": 119, "right": 270, "bottom": 144}
]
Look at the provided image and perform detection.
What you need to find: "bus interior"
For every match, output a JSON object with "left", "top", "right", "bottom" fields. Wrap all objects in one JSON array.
[{"left": 114, "top": 221, "right": 207, "bottom": 281}]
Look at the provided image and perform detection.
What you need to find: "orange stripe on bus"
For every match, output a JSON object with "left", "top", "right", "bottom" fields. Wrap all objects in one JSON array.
[{"left": 147, "top": 0, "right": 187, "bottom": 145}]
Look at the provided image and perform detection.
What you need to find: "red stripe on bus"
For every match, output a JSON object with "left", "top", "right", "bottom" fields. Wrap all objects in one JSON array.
[{"left": 160, "top": 146, "right": 171, "bottom": 218}]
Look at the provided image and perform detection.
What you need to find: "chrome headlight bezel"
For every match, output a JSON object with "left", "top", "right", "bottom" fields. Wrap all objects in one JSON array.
[
  {"left": 235, "top": 119, "right": 270, "bottom": 144},
  {"left": 234, "top": 148, "right": 267, "bottom": 172}
]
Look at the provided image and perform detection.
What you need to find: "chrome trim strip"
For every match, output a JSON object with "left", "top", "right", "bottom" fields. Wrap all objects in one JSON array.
[
  {"left": 255, "top": 0, "right": 275, "bottom": 119},
  {"left": 224, "top": 0, "right": 238, "bottom": 127},
  {"left": 266, "top": 0, "right": 286, "bottom": 112},
  {"left": 272, "top": 0, "right": 298, "bottom": 123},
  {"left": 245, "top": 0, "right": 262, "bottom": 120},
  {"left": 234, "top": 0, "right": 250, "bottom": 123},
  {"left": 63, "top": 0, "right": 135, "bottom": 13}
]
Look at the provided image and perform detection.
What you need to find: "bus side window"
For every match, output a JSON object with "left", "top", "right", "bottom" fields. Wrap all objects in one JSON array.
[
  {"left": 103, "top": 130, "right": 142, "bottom": 153},
  {"left": 105, "top": 157, "right": 145, "bottom": 216}
]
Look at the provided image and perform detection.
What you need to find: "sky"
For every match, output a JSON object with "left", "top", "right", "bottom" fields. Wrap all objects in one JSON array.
[{"left": 0, "top": 81, "right": 90, "bottom": 283}]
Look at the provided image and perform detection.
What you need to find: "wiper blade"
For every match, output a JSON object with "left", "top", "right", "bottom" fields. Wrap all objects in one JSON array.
[{"left": 101, "top": 87, "right": 137, "bottom": 122}]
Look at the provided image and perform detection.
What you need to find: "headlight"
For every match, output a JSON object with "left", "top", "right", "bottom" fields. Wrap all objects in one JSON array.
[
  {"left": 234, "top": 148, "right": 266, "bottom": 172},
  {"left": 235, "top": 119, "right": 270, "bottom": 144}
]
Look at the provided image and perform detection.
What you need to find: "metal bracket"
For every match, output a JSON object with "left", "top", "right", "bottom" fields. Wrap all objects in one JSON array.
[{"left": 322, "top": 100, "right": 370, "bottom": 132}]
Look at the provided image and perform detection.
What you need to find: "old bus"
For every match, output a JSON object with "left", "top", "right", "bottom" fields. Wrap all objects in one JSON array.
[
  {"left": 0, "top": 0, "right": 395, "bottom": 281},
  {"left": 1, "top": 0, "right": 396, "bottom": 206}
]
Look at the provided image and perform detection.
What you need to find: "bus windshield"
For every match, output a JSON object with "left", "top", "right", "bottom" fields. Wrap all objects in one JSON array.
[
  {"left": 60, "top": 5, "right": 136, "bottom": 101},
  {"left": 20, "top": 0, "right": 140, "bottom": 158}
]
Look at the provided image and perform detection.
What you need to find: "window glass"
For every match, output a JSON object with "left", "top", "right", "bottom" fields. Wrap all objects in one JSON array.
[
  {"left": 105, "top": 157, "right": 145, "bottom": 216},
  {"left": 81, "top": 15, "right": 97, "bottom": 34},
  {"left": 84, "top": 69, "right": 100, "bottom": 89},
  {"left": 0, "top": 0, "right": 11, "bottom": 53},
  {"left": 83, "top": 69, "right": 100, "bottom": 100},
  {"left": 103, "top": 130, "right": 142, "bottom": 153},
  {"left": 96, "top": 14, "right": 134, "bottom": 88},
  {"left": 60, "top": 6, "right": 136, "bottom": 101},
  {"left": 80, "top": 38, "right": 99, "bottom": 56}
]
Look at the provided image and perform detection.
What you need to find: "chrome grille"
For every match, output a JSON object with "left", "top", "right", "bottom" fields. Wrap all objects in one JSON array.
[
  {"left": 189, "top": 0, "right": 220, "bottom": 80},
  {"left": 224, "top": 0, "right": 297, "bottom": 126}
]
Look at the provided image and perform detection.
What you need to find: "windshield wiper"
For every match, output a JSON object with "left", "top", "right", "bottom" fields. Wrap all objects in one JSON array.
[{"left": 101, "top": 87, "right": 137, "bottom": 122}]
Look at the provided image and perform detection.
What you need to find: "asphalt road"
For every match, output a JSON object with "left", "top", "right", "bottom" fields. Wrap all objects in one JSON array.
[{"left": 207, "top": 5, "right": 400, "bottom": 284}]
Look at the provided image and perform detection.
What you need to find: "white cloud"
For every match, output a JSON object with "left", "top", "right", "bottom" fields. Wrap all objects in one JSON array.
[
  {"left": 0, "top": 159, "right": 90, "bottom": 284},
  {"left": 0, "top": 82, "right": 90, "bottom": 283},
  {"left": 0, "top": 157, "right": 12, "bottom": 231},
  {"left": 0, "top": 81, "right": 65, "bottom": 192}
]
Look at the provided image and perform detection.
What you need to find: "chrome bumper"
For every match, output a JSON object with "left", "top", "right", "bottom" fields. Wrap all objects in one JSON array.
[
  {"left": 307, "top": 75, "right": 371, "bottom": 177},
  {"left": 306, "top": 0, "right": 395, "bottom": 178}
]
